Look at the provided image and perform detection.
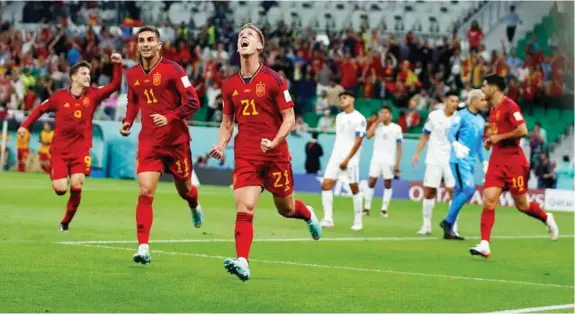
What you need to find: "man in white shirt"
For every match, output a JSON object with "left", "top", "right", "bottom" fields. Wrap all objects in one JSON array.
[
  {"left": 320, "top": 91, "right": 367, "bottom": 231},
  {"left": 412, "top": 91, "right": 459, "bottom": 235},
  {"left": 363, "top": 106, "right": 403, "bottom": 217}
]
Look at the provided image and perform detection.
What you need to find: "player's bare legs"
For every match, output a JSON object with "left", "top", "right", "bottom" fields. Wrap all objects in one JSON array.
[
  {"left": 223, "top": 186, "right": 261, "bottom": 281},
  {"left": 320, "top": 178, "right": 336, "bottom": 227},
  {"left": 512, "top": 193, "right": 558, "bottom": 240},
  {"left": 418, "top": 187, "right": 437, "bottom": 235},
  {"left": 362, "top": 177, "right": 378, "bottom": 215},
  {"left": 381, "top": 179, "right": 393, "bottom": 217},
  {"left": 273, "top": 193, "right": 321, "bottom": 240},
  {"left": 57, "top": 174, "right": 84, "bottom": 232},
  {"left": 173, "top": 178, "right": 203, "bottom": 228},
  {"left": 133, "top": 171, "right": 161, "bottom": 264}
]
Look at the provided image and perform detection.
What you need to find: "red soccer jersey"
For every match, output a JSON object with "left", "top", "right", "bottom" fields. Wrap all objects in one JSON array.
[
  {"left": 222, "top": 65, "right": 293, "bottom": 162},
  {"left": 21, "top": 63, "right": 122, "bottom": 155},
  {"left": 123, "top": 58, "right": 200, "bottom": 148},
  {"left": 488, "top": 96, "right": 525, "bottom": 159}
]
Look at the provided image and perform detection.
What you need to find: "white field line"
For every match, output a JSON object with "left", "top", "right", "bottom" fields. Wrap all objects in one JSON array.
[
  {"left": 57, "top": 234, "right": 575, "bottom": 245},
  {"left": 69, "top": 243, "right": 574, "bottom": 290},
  {"left": 485, "top": 303, "right": 575, "bottom": 313}
]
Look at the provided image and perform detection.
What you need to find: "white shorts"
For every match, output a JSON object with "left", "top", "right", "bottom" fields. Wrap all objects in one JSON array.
[
  {"left": 423, "top": 163, "right": 455, "bottom": 188},
  {"left": 369, "top": 162, "right": 394, "bottom": 180},
  {"left": 324, "top": 159, "right": 360, "bottom": 184}
]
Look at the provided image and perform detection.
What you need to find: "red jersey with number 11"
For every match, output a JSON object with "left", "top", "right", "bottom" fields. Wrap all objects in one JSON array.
[
  {"left": 222, "top": 65, "right": 293, "bottom": 162},
  {"left": 488, "top": 96, "right": 526, "bottom": 161}
]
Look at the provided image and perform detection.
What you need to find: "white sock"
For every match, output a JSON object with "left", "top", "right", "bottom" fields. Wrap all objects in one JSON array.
[
  {"left": 363, "top": 187, "right": 374, "bottom": 210},
  {"left": 321, "top": 190, "right": 334, "bottom": 222},
  {"left": 382, "top": 188, "right": 392, "bottom": 211},
  {"left": 352, "top": 193, "right": 363, "bottom": 224},
  {"left": 138, "top": 244, "right": 149, "bottom": 252},
  {"left": 422, "top": 198, "right": 435, "bottom": 229},
  {"left": 453, "top": 214, "right": 459, "bottom": 234}
]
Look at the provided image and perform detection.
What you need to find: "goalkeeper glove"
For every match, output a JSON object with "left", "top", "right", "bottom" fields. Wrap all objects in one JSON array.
[{"left": 452, "top": 141, "right": 470, "bottom": 158}]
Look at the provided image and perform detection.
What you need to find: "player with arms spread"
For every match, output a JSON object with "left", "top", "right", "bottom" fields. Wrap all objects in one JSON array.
[
  {"left": 208, "top": 23, "right": 321, "bottom": 281},
  {"left": 121, "top": 26, "right": 202, "bottom": 265},
  {"left": 470, "top": 74, "right": 559, "bottom": 258},
  {"left": 18, "top": 54, "right": 123, "bottom": 231}
]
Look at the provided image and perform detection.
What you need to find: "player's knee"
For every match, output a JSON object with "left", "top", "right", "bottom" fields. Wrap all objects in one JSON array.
[
  {"left": 237, "top": 203, "right": 255, "bottom": 214},
  {"left": 53, "top": 189, "right": 67, "bottom": 196},
  {"left": 483, "top": 194, "right": 498, "bottom": 208},
  {"left": 139, "top": 185, "right": 155, "bottom": 197},
  {"left": 321, "top": 180, "right": 334, "bottom": 191},
  {"left": 367, "top": 178, "right": 377, "bottom": 188},
  {"left": 384, "top": 180, "right": 392, "bottom": 189},
  {"left": 424, "top": 188, "right": 436, "bottom": 199}
]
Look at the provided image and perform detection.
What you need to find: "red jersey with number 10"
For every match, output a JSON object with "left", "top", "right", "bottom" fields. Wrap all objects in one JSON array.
[
  {"left": 222, "top": 65, "right": 293, "bottom": 162},
  {"left": 21, "top": 63, "right": 122, "bottom": 155},
  {"left": 488, "top": 96, "right": 526, "bottom": 160},
  {"left": 123, "top": 58, "right": 200, "bottom": 148}
]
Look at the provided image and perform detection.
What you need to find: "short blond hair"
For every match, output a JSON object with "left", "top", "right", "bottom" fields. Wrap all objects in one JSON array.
[{"left": 240, "top": 23, "right": 265, "bottom": 52}]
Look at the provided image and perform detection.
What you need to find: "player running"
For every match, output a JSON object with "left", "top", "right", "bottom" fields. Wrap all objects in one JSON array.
[
  {"left": 120, "top": 26, "right": 203, "bottom": 265},
  {"left": 208, "top": 24, "right": 321, "bottom": 281},
  {"left": 439, "top": 89, "right": 488, "bottom": 240},
  {"left": 469, "top": 74, "right": 559, "bottom": 258},
  {"left": 18, "top": 53, "right": 123, "bottom": 231},
  {"left": 320, "top": 90, "right": 367, "bottom": 230},
  {"left": 412, "top": 91, "right": 458, "bottom": 235},
  {"left": 363, "top": 106, "right": 403, "bottom": 217}
]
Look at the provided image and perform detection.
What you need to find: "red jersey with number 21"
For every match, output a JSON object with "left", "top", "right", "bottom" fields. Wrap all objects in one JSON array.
[
  {"left": 222, "top": 65, "right": 293, "bottom": 162},
  {"left": 488, "top": 96, "right": 526, "bottom": 162}
]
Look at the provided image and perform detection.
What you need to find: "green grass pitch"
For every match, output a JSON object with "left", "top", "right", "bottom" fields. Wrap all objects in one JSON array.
[{"left": 0, "top": 172, "right": 573, "bottom": 313}]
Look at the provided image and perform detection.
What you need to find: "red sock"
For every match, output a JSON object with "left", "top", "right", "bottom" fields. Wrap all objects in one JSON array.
[
  {"left": 18, "top": 161, "right": 25, "bottom": 172},
  {"left": 136, "top": 195, "right": 154, "bottom": 245},
  {"left": 521, "top": 201, "right": 548, "bottom": 223},
  {"left": 61, "top": 188, "right": 82, "bottom": 224},
  {"left": 480, "top": 208, "right": 495, "bottom": 242},
  {"left": 185, "top": 185, "right": 199, "bottom": 209},
  {"left": 235, "top": 212, "right": 254, "bottom": 259},
  {"left": 291, "top": 200, "right": 312, "bottom": 221}
]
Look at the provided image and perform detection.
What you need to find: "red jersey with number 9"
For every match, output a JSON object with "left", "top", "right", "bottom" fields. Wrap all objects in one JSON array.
[
  {"left": 488, "top": 96, "right": 525, "bottom": 160},
  {"left": 222, "top": 65, "right": 293, "bottom": 162}
]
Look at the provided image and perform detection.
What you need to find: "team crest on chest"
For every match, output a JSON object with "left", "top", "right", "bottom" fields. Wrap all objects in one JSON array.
[
  {"left": 256, "top": 83, "right": 265, "bottom": 97},
  {"left": 495, "top": 110, "right": 500, "bottom": 121},
  {"left": 82, "top": 98, "right": 90, "bottom": 106},
  {"left": 153, "top": 73, "right": 162, "bottom": 86}
]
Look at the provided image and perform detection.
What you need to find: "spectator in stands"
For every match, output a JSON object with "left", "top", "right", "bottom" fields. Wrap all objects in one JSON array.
[
  {"left": 506, "top": 5, "right": 522, "bottom": 44},
  {"left": 556, "top": 155, "right": 574, "bottom": 190},
  {"left": 467, "top": 20, "right": 483, "bottom": 54},
  {"left": 205, "top": 73, "right": 221, "bottom": 122},
  {"left": 317, "top": 110, "right": 335, "bottom": 133},
  {"left": 397, "top": 98, "right": 421, "bottom": 132},
  {"left": 304, "top": 132, "right": 323, "bottom": 175},
  {"left": 315, "top": 91, "right": 329, "bottom": 114},
  {"left": 529, "top": 122, "right": 547, "bottom": 165},
  {"left": 325, "top": 79, "right": 344, "bottom": 115},
  {"left": 535, "top": 151, "right": 555, "bottom": 189}
]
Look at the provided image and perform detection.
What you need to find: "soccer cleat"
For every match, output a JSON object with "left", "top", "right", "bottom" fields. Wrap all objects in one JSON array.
[
  {"left": 133, "top": 244, "right": 152, "bottom": 265},
  {"left": 439, "top": 220, "right": 464, "bottom": 240},
  {"left": 362, "top": 209, "right": 370, "bottom": 216},
  {"left": 305, "top": 206, "right": 322, "bottom": 240},
  {"left": 58, "top": 223, "right": 69, "bottom": 232},
  {"left": 224, "top": 257, "right": 251, "bottom": 281},
  {"left": 320, "top": 219, "right": 334, "bottom": 228},
  {"left": 381, "top": 211, "right": 389, "bottom": 218},
  {"left": 469, "top": 240, "right": 491, "bottom": 258},
  {"left": 191, "top": 206, "right": 204, "bottom": 228},
  {"left": 351, "top": 222, "right": 363, "bottom": 231},
  {"left": 546, "top": 213, "right": 559, "bottom": 240},
  {"left": 416, "top": 227, "right": 431, "bottom": 235}
]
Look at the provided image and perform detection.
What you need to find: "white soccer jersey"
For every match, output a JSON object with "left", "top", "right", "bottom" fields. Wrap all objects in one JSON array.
[
  {"left": 371, "top": 122, "right": 403, "bottom": 165},
  {"left": 329, "top": 110, "right": 367, "bottom": 166},
  {"left": 423, "top": 109, "right": 454, "bottom": 165}
]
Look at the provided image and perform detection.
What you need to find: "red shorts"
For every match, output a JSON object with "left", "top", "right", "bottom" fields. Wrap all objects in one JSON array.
[
  {"left": 484, "top": 154, "right": 529, "bottom": 196},
  {"left": 137, "top": 142, "right": 192, "bottom": 181},
  {"left": 39, "top": 152, "right": 50, "bottom": 162},
  {"left": 233, "top": 158, "right": 294, "bottom": 198},
  {"left": 51, "top": 152, "right": 92, "bottom": 180},
  {"left": 17, "top": 148, "right": 29, "bottom": 161}
]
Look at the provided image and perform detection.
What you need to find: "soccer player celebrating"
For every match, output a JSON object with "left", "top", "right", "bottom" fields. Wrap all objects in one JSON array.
[
  {"left": 18, "top": 53, "right": 123, "bottom": 232},
  {"left": 208, "top": 23, "right": 321, "bottom": 281},
  {"left": 412, "top": 91, "right": 459, "bottom": 235},
  {"left": 363, "top": 106, "right": 403, "bottom": 217},
  {"left": 439, "top": 90, "right": 489, "bottom": 240},
  {"left": 120, "top": 26, "right": 203, "bottom": 265},
  {"left": 469, "top": 74, "right": 559, "bottom": 258},
  {"left": 320, "top": 90, "right": 367, "bottom": 230},
  {"left": 38, "top": 122, "right": 54, "bottom": 173}
]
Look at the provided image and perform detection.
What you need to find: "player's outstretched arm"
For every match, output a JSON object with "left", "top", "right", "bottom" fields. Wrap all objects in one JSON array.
[
  {"left": 261, "top": 107, "right": 295, "bottom": 153},
  {"left": 94, "top": 53, "right": 123, "bottom": 103},
  {"left": 19, "top": 98, "right": 57, "bottom": 134},
  {"left": 209, "top": 113, "right": 234, "bottom": 160},
  {"left": 164, "top": 67, "right": 200, "bottom": 123}
]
